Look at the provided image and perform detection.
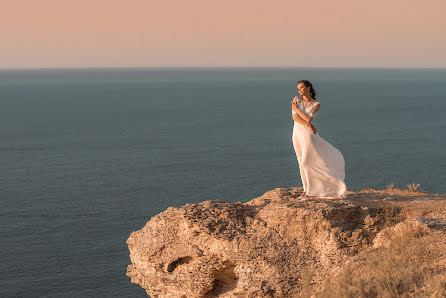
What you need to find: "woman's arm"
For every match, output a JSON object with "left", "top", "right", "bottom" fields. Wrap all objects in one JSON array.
[
  {"left": 292, "top": 112, "right": 310, "bottom": 127},
  {"left": 293, "top": 114, "right": 317, "bottom": 134},
  {"left": 292, "top": 111, "right": 317, "bottom": 134},
  {"left": 291, "top": 99, "right": 312, "bottom": 123}
]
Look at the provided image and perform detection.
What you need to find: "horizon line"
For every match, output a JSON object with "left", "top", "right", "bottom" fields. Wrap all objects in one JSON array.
[{"left": 1, "top": 65, "right": 446, "bottom": 71}]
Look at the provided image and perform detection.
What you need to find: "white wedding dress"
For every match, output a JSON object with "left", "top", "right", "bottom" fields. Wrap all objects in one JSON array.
[{"left": 292, "top": 98, "right": 347, "bottom": 198}]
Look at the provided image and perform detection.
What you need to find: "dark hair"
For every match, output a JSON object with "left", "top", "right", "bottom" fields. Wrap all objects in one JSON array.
[{"left": 298, "top": 80, "right": 317, "bottom": 100}]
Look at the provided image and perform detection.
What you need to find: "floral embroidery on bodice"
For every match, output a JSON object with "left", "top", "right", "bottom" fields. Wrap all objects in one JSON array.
[{"left": 291, "top": 98, "right": 320, "bottom": 118}]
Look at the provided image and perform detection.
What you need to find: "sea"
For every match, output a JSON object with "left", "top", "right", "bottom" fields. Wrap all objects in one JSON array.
[{"left": 1, "top": 67, "right": 445, "bottom": 296}]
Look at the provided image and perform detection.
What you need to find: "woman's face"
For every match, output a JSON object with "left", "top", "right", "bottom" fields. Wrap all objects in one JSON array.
[{"left": 297, "top": 83, "right": 310, "bottom": 96}]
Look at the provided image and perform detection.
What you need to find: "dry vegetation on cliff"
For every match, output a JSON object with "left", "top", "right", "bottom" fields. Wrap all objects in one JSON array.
[{"left": 317, "top": 227, "right": 445, "bottom": 297}]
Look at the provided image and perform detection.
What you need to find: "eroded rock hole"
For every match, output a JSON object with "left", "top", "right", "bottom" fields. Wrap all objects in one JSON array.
[
  {"left": 204, "top": 262, "right": 238, "bottom": 297},
  {"left": 166, "top": 256, "right": 192, "bottom": 272}
]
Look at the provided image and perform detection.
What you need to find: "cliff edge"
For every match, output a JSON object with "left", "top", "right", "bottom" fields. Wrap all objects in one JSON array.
[{"left": 126, "top": 187, "right": 446, "bottom": 297}]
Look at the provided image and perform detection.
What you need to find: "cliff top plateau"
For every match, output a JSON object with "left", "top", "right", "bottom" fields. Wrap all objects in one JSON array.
[{"left": 127, "top": 186, "right": 446, "bottom": 297}]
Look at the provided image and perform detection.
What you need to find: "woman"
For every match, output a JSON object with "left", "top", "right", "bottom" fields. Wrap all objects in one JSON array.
[{"left": 291, "top": 80, "right": 347, "bottom": 201}]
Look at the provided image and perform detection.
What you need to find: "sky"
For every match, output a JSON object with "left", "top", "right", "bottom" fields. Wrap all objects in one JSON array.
[{"left": 0, "top": 0, "right": 445, "bottom": 69}]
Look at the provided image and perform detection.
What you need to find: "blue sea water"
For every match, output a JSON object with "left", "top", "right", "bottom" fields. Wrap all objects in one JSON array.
[{"left": 1, "top": 67, "right": 445, "bottom": 296}]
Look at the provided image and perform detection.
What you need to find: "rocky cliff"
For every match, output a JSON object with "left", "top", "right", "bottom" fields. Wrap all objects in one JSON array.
[{"left": 126, "top": 187, "right": 446, "bottom": 297}]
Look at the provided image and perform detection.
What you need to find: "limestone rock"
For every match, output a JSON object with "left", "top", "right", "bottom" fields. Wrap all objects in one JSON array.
[{"left": 126, "top": 187, "right": 446, "bottom": 297}]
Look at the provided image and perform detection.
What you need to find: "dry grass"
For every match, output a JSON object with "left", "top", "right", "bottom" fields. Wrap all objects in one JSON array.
[
  {"left": 299, "top": 268, "right": 316, "bottom": 298},
  {"left": 386, "top": 183, "right": 395, "bottom": 190},
  {"left": 316, "top": 232, "right": 445, "bottom": 298},
  {"left": 384, "top": 182, "right": 424, "bottom": 193},
  {"left": 355, "top": 185, "right": 428, "bottom": 197},
  {"left": 407, "top": 183, "right": 421, "bottom": 192}
]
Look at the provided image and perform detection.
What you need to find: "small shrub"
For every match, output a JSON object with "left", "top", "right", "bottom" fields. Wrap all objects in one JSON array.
[
  {"left": 386, "top": 183, "right": 394, "bottom": 190},
  {"left": 407, "top": 183, "right": 421, "bottom": 192}
]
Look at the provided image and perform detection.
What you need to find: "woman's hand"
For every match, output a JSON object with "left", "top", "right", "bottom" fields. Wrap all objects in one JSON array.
[
  {"left": 292, "top": 96, "right": 299, "bottom": 104},
  {"left": 291, "top": 99, "right": 298, "bottom": 111}
]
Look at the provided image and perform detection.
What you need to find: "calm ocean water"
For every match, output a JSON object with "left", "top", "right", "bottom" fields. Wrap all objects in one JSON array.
[{"left": 1, "top": 67, "right": 445, "bottom": 296}]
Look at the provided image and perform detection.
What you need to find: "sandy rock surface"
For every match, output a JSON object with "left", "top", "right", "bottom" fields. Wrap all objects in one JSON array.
[{"left": 126, "top": 187, "right": 446, "bottom": 297}]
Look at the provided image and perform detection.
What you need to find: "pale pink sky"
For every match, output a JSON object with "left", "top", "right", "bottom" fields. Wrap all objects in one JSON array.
[{"left": 1, "top": 0, "right": 445, "bottom": 69}]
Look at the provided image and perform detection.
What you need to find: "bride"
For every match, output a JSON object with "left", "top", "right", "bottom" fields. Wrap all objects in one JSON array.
[{"left": 291, "top": 80, "right": 347, "bottom": 201}]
